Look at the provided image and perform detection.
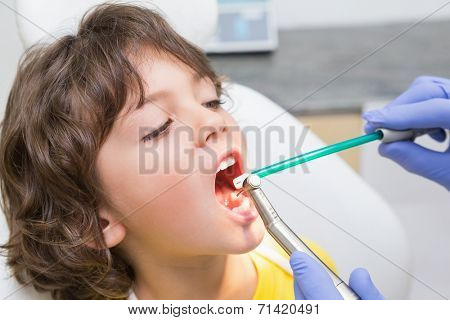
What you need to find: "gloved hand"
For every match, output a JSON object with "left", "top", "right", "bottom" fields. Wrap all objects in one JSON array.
[
  {"left": 289, "top": 251, "right": 384, "bottom": 300},
  {"left": 362, "top": 76, "right": 450, "bottom": 190}
]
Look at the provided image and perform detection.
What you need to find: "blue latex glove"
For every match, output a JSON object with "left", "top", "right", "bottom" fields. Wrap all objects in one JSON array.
[
  {"left": 290, "top": 251, "right": 384, "bottom": 300},
  {"left": 362, "top": 76, "right": 450, "bottom": 190}
]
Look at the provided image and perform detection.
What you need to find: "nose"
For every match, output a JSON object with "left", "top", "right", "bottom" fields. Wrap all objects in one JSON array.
[{"left": 194, "top": 108, "right": 226, "bottom": 148}]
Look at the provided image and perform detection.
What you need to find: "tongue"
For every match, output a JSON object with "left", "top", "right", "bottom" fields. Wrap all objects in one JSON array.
[{"left": 215, "top": 183, "right": 245, "bottom": 209}]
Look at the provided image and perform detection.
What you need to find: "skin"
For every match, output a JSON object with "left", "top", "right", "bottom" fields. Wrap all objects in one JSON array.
[{"left": 94, "top": 50, "right": 266, "bottom": 299}]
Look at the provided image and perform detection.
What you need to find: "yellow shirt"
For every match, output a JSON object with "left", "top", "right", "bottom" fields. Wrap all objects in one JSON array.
[
  {"left": 127, "top": 235, "right": 336, "bottom": 300},
  {"left": 249, "top": 235, "right": 337, "bottom": 300}
]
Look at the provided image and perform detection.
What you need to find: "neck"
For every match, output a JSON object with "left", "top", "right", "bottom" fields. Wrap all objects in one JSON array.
[{"left": 129, "top": 249, "right": 257, "bottom": 300}]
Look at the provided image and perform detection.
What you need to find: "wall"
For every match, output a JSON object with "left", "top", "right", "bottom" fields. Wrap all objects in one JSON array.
[{"left": 275, "top": 0, "right": 450, "bottom": 29}]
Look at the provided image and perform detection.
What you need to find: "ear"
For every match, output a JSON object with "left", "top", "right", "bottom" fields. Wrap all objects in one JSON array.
[{"left": 86, "top": 207, "right": 126, "bottom": 249}]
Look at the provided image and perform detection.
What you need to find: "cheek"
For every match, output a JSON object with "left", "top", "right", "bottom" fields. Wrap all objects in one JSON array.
[
  {"left": 99, "top": 133, "right": 195, "bottom": 209},
  {"left": 122, "top": 175, "right": 219, "bottom": 253},
  {"left": 101, "top": 140, "right": 214, "bottom": 232}
]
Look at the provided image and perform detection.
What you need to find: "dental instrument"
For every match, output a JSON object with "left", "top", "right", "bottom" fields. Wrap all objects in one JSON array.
[
  {"left": 234, "top": 128, "right": 435, "bottom": 188},
  {"left": 243, "top": 173, "right": 360, "bottom": 299},
  {"left": 234, "top": 128, "right": 435, "bottom": 300}
]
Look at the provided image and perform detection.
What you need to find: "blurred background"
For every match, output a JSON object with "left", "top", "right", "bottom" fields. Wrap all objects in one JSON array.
[
  {"left": 1, "top": 0, "right": 450, "bottom": 299},
  {"left": 208, "top": 0, "right": 450, "bottom": 299},
  {"left": 205, "top": 0, "right": 450, "bottom": 299}
]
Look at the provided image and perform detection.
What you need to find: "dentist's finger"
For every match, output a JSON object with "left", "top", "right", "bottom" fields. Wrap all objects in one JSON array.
[
  {"left": 349, "top": 268, "right": 384, "bottom": 300},
  {"left": 410, "top": 75, "right": 450, "bottom": 89},
  {"left": 384, "top": 78, "right": 450, "bottom": 108},
  {"left": 363, "top": 98, "right": 450, "bottom": 131},
  {"left": 428, "top": 129, "right": 447, "bottom": 142},
  {"left": 378, "top": 141, "right": 450, "bottom": 190},
  {"left": 364, "top": 118, "right": 447, "bottom": 142},
  {"left": 290, "top": 251, "right": 343, "bottom": 300}
]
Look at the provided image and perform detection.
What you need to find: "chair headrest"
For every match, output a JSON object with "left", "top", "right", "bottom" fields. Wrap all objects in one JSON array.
[{"left": 15, "top": 0, "right": 218, "bottom": 48}]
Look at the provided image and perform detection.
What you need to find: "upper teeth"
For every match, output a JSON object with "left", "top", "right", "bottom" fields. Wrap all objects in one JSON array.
[{"left": 216, "top": 156, "right": 236, "bottom": 173}]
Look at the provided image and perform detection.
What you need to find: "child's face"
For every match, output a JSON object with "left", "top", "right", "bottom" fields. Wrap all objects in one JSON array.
[{"left": 95, "top": 52, "right": 265, "bottom": 258}]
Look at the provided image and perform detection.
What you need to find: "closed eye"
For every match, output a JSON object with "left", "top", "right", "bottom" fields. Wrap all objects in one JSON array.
[
  {"left": 142, "top": 118, "right": 173, "bottom": 142},
  {"left": 141, "top": 99, "right": 223, "bottom": 142},
  {"left": 203, "top": 99, "right": 225, "bottom": 110}
]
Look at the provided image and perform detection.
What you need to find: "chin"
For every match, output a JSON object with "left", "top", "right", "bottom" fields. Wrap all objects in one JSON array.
[{"left": 226, "top": 218, "right": 266, "bottom": 254}]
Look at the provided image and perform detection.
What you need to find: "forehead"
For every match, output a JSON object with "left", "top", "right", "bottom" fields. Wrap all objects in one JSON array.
[
  {"left": 139, "top": 53, "right": 202, "bottom": 95},
  {"left": 116, "top": 51, "right": 214, "bottom": 126}
]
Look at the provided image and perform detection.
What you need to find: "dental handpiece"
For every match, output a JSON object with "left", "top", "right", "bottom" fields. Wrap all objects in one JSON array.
[
  {"left": 242, "top": 174, "right": 360, "bottom": 300},
  {"left": 233, "top": 127, "right": 439, "bottom": 298}
]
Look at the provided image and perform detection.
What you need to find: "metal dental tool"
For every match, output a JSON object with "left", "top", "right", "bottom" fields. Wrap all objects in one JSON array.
[
  {"left": 242, "top": 173, "right": 360, "bottom": 299},
  {"left": 234, "top": 128, "right": 438, "bottom": 300}
]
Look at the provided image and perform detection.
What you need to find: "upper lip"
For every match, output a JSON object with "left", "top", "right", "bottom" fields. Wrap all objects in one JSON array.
[{"left": 215, "top": 149, "right": 244, "bottom": 177}]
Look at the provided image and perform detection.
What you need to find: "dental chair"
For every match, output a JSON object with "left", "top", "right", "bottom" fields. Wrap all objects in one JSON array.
[{"left": 0, "top": 0, "right": 411, "bottom": 299}]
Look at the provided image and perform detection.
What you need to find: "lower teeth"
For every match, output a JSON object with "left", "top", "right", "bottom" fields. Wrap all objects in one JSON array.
[{"left": 217, "top": 188, "right": 252, "bottom": 212}]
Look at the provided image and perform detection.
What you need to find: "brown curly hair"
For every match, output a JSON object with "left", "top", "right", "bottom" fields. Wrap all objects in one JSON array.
[{"left": 0, "top": 3, "right": 222, "bottom": 299}]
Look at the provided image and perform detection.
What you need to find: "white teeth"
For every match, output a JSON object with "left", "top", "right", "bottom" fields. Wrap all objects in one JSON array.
[{"left": 216, "top": 156, "right": 236, "bottom": 173}]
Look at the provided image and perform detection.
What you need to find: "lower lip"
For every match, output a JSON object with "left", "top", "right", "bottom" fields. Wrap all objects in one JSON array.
[{"left": 218, "top": 198, "right": 259, "bottom": 226}]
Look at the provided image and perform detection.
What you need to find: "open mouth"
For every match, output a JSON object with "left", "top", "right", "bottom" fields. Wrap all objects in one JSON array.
[{"left": 214, "top": 151, "right": 253, "bottom": 215}]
